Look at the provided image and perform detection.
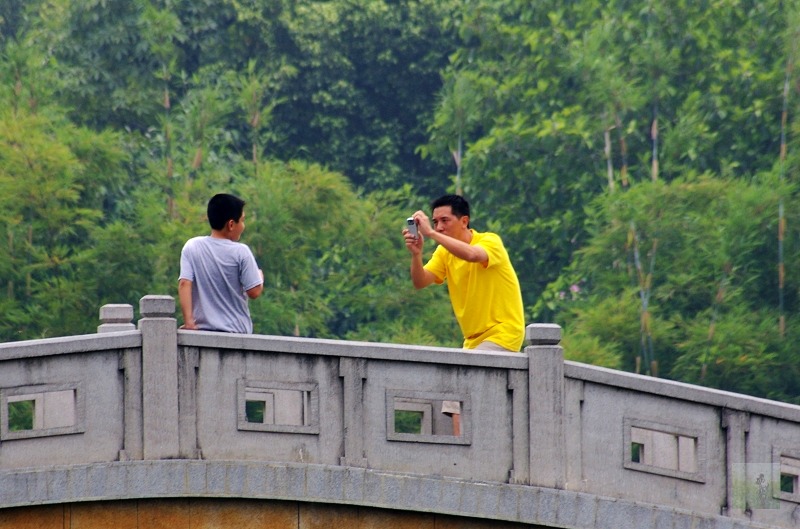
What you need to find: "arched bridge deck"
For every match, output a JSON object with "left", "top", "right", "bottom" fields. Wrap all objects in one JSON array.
[{"left": 1, "top": 295, "right": 799, "bottom": 528}]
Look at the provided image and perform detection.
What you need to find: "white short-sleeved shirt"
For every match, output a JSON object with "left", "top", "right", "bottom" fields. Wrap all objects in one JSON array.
[{"left": 179, "top": 236, "right": 263, "bottom": 333}]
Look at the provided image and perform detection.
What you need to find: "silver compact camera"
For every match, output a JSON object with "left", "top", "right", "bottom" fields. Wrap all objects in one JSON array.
[{"left": 406, "top": 217, "right": 418, "bottom": 239}]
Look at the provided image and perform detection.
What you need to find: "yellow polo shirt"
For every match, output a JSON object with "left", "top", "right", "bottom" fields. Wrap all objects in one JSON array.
[{"left": 424, "top": 230, "right": 525, "bottom": 351}]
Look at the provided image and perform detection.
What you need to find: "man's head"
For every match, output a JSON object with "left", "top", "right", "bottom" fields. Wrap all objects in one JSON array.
[
  {"left": 431, "top": 194, "right": 470, "bottom": 219},
  {"left": 207, "top": 193, "right": 246, "bottom": 240},
  {"left": 430, "top": 194, "right": 471, "bottom": 239}
]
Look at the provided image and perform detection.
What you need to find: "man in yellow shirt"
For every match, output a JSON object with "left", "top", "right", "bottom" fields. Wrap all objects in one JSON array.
[{"left": 404, "top": 194, "right": 525, "bottom": 434}]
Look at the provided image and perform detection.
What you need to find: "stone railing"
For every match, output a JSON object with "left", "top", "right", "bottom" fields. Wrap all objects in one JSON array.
[{"left": 1, "top": 295, "right": 800, "bottom": 528}]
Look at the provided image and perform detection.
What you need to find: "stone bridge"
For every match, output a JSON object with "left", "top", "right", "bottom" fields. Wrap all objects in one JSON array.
[{"left": 1, "top": 295, "right": 800, "bottom": 528}]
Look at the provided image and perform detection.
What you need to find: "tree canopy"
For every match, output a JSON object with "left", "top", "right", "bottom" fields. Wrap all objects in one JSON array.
[{"left": 2, "top": 0, "right": 800, "bottom": 402}]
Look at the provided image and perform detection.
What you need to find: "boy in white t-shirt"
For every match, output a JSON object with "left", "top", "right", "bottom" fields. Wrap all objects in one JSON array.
[{"left": 178, "top": 193, "right": 264, "bottom": 333}]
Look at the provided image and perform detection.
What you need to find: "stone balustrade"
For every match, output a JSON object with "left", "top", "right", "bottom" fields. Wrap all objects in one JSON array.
[{"left": 1, "top": 295, "right": 799, "bottom": 528}]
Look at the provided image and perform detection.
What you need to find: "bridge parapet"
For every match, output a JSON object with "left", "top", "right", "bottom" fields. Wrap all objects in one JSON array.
[{"left": 1, "top": 295, "right": 799, "bottom": 528}]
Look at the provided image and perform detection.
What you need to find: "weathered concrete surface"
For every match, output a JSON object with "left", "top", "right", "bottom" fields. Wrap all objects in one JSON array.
[{"left": 0, "top": 461, "right": 779, "bottom": 529}]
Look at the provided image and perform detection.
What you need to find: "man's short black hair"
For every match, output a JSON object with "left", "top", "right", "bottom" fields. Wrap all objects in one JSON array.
[
  {"left": 207, "top": 193, "right": 245, "bottom": 230},
  {"left": 431, "top": 194, "right": 470, "bottom": 219}
]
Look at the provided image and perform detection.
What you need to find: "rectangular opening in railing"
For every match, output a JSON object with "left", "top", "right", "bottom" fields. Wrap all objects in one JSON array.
[
  {"left": 237, "top": 379, "right": 320, "bottom": 435},
  {"left": 774, "top": 449, "right": 800, "bottom": 504},
  {"left": 623, "top": 417, "right": 705, "bottom": 483},
  {"left": 386, "top": 390, "right": 470, "bottom": 445},
  {"left": 1, "top": 384, "right": 85, "bottom": 440}
]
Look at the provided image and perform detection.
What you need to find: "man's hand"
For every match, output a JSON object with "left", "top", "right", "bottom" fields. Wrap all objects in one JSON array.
[
  {"left": 403, "top": 224, "right": 424, "bottom": 255},
  {"left": 404, "top": 210, "right": 438, "bottom": 289},
  {"left": 403, "top": 210, "right": 436, "bottom": 255},
  {"left": 411, "top": 210, "right": 435, "bottom": 238}
]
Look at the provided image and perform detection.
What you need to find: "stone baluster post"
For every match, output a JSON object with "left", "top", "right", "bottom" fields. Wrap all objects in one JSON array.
[
  {"left": 138, "top": 295, "right": 180, "bottom": 460},
  {"left": 97, "top": 304, "right": 136, "bottom": 333},
  {"left": 525, "top": 323, "right": 566, "bottom": 489},
  {"left": 97, "top": 303, "right": 144, "bottom": 460},
  {"left": 722, "top": 409, "right": 751, "bottom": 519}
]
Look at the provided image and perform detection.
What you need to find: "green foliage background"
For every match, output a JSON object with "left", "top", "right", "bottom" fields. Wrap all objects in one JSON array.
[{"left": 2, "top": 0, "right": 800, "bottom": 402}]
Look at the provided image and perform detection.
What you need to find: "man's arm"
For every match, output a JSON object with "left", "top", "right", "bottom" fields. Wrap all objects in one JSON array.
[
  {"left": 178, "top": 278, "right": 198, "bottom": 329},
  {"left": 404, "top": 226, "right": 437, "bottom": 289},
  {"left": 426, "top": 230, "right": 488, "bottom": 264},
  {"left": 410, "top": 252, "right": 437, "bottom": 289},
  {"left": 411, "top": 210, "right": 488, "bottom": 264}
]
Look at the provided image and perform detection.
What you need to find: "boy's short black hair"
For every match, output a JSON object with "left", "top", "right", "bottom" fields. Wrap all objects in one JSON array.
[
  {"left": 431, "top": 194, "right": 470, "bottom": 219},
  {"left": 207, "top": 193, "right": 245, "bottom": 230}
]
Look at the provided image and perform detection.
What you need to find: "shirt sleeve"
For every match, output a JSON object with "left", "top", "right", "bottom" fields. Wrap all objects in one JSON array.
[
  {"left": 239, "top": 245, "right": 263, "bottom": 291},
  {"left": 475, "top": 233, "right": 508, "bottom": 269},
  {"left": 178, "top": 240, "right": 195, "bottom": 282},
  {"left": 423, "top": 245, "right": 447, "bottom": 284}
]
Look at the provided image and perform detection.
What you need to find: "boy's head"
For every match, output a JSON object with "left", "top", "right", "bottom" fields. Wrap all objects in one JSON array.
[{"left": 207, "top": 193, "right": 246, "bottom": 230}]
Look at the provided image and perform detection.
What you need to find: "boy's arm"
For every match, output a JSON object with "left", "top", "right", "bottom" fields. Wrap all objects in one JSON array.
[
  {"left": 246, "top": 269, "right": 264, "bottom": 299},
  {"left": 178, "top": 278, "right": 198, "bottom": 329}
]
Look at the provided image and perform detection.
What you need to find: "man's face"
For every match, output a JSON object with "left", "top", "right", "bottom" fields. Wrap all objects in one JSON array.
[{"left": 432, "top": 206, "right": 468, "bottom": 239}]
